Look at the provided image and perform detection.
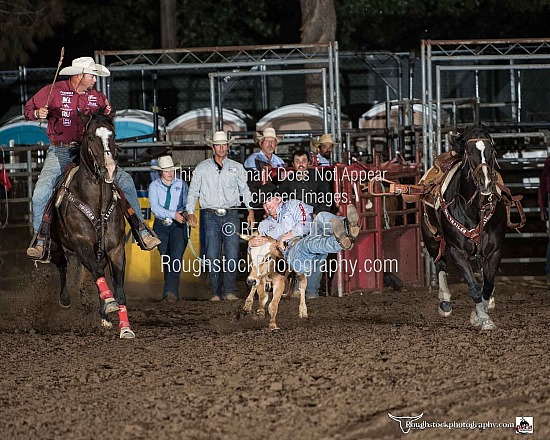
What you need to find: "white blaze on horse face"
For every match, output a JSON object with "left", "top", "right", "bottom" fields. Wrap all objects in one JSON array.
[
  {"left": 475, "top": 140, "right": 491, "bottom": 190},
  {"left": 96, "top": 126, "right": 116, "bottom": 183}
]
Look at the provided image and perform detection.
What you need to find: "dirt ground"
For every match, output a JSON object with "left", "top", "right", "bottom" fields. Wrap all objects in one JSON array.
[{"left": 1, "top": 256, "right": 549, "bottom": 440}]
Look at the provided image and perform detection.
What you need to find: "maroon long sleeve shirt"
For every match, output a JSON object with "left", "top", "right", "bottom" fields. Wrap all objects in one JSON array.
[{"left": 24, "top": 79, "right": 109, "bottom": 145}]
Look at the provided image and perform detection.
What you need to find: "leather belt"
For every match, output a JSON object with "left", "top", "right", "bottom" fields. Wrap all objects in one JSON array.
[
  {"left": 204, "top": 208, "right": 236, "bottom": 216},
  {"left": 50, "top": 142, "right": 79, "bottom": 147}
]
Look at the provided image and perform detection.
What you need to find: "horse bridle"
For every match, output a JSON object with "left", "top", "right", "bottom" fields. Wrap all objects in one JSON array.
[
  {"left": 440, "top": 137, "right": 499, "bottom": 245},
  {"left": 82, "top": 117, "right": 117, "bottom": 260},
  {"left": 462, "top": 137, "right": 498, "bottom": 190},
  {"left": 84, "top": 119, "right": 116, "bottom": 182}
]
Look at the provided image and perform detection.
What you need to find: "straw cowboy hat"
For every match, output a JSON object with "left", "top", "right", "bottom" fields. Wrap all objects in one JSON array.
[
  {"left": 255, "top": 127, "right": 283, "bottom": 145},
  {"left": 151, "top": 155, "right": 180, "bottom": 171},
  {"left": 311, "top": 133, "right": 335, "bottom": 149},
  {"left": 205, "top": 131, "right": 235, "bottom": 146},
  {"left": 59, "top": 57, "right": 111, "bottom": 77}
]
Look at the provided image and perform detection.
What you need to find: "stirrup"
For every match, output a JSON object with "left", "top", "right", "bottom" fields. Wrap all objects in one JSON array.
[
  {"left": 131, "top": 222, "right": 160, "bottom": 251},
  {"left": 26, "top": 233, "right": 51, "bottom": 262}
]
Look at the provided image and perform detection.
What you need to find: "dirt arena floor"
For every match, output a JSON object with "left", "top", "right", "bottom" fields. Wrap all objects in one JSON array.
[{"left": 1, "top": 254, "right": 549, "bottom": 439}]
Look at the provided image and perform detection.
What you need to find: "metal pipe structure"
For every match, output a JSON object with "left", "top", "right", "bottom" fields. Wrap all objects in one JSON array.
[
  {"left": 333, "top": 42, "right": 342, "bottom": 163},
  {"left": 208, "top": 68, "right": 332, "bottom": 135}
]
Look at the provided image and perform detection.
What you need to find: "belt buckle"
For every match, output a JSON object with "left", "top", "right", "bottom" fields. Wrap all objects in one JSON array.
[
  {"left": 215, "top": 208, "right": 226, "bottom": 216},
  {"left": 161, "top": 218, "right": 173, "bottom": 226}
]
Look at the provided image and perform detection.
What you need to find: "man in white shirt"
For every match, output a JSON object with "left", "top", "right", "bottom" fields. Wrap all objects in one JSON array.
[{"left": 186, "top": 131, "right": 254, "bottom": 301}]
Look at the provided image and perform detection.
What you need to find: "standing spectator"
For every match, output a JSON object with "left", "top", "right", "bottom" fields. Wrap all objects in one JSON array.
[
  {"left": 245, "top": 128, "right": 285, "bottom": 222},
  {"left": 148, "top": 156, "right": 189, "bottom": 302},
  {"left": 186, "top": 131, "right": 255, "bottom": 301},
  {"left": 24, "top": 56, "right": 159, "bottom": 260},
  {"left": 278, "top": 149, "right": 332, "bottom": 216},
  {"left": 244, "top": 127, "right": 285, "bottom": 170},
  {"left": 311, "top": 133, "right": 335, "bottom": 166}
]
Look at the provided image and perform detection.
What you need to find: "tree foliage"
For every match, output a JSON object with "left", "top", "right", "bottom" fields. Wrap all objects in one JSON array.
[
  {"left": 0, "top": 0, "right": 64, "bottom": 68},
  {"left": 3, "top": 0, "right": 550, "bottom": 69},
  {"left": 335, "top": 0, "right": 550, "bottom": 51}
]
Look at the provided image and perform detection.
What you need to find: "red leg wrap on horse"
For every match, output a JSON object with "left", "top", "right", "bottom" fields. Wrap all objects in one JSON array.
[
  {"left": 118, "top": 305, "right": 130, "bottom": 329},
  {"left": 95, "top": 277, "right": 110, "bottom": 293},
  {"left": 99, "top": 290, "right": 114, "bottom": 300}
]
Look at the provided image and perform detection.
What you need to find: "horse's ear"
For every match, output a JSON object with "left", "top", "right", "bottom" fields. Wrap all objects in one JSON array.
[
  {"left": 449, "top": 131, "right": 465, "bottom": 155},
  {"left": 107, "top": 107, "right": 116, "bottom": 118},
  {"left": 449, "top": 131, "right": 461, "bottom": 146}
]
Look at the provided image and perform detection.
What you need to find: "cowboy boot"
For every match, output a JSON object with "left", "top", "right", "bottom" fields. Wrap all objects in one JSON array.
[
  {"left": 138, "top": 222, "right": 161, "bottom": 251},
  {"left": 26, "top": 233, "right": 51, "bottom": 262}
]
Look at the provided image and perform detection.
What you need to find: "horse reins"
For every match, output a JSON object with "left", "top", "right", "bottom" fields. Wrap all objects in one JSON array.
[{"left": 67, "top": 118, "right": 118, "bottom": 260}]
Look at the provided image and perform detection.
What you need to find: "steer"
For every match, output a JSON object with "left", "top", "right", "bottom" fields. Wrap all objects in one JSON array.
[{"left": 240, "top": 234, "right": 307, "bottom": 330}]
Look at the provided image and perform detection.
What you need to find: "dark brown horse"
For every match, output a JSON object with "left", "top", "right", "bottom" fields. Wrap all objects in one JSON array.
[
  {"left": 49, "top": 112, "right": 134, "bottom": 338},
  {"left": 422, "top": 126, "right": 507, "bottom": 331}
]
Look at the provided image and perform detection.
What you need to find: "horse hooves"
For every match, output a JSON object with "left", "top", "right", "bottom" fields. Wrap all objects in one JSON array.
[
  {"left": 480, "top": 319, "right": 497, "bottom": 331},
  {"left": 103, "top": 301, "right": 120, "bottom": 314},
  {"left": 469, "top": 310, "right": 496, "bottom": 330},
  {"left": 438, "top": 301, "right": 453, "bottom": 317},
  {"left": 252, "top": 313, "right": 265, "bottom": 321},
  {"left": 470, "top": 310, "right": 480, "bottom": 327},
  {"left": 101, "top": 319, "right": 113, "bottom": 329},
  {"left": 119, "top": 327, "right": 135, "bottom": 339},
  {"left": 59, "top": 297, "right": 71, "bottom": 309},
  {"left": 269, "top": 325, "right": 280, "bottom": 331}
]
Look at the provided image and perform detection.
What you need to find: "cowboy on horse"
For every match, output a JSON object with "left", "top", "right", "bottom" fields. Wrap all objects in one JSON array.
[{"left": 24, "top": 56, "right": 160, "bottom": 262}]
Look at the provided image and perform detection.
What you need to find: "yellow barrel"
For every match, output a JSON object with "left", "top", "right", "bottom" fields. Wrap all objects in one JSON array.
[{"left": 124, "top": 191, "right": 201, "bottom": 287}]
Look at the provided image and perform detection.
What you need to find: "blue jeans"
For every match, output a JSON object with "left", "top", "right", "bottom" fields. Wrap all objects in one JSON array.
[
  {"left": 286, "top": 212, "right": 343, "bottom": 277},
  {"left": 305, "top": 263, "right": 325, "bottom": 298},
  {"left": 32, "top": 146, "right": 143, "bottom": 232},
  {"left": 203, "top": 210, "right": 240, "bottom": 298},
  {"left": 154, "top": 220, "right": 188, "bottom": 299}
]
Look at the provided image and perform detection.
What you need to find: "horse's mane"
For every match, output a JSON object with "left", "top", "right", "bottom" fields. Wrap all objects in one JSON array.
[{"left": 82, "top": 110, "right": 115, "bottom": 127}]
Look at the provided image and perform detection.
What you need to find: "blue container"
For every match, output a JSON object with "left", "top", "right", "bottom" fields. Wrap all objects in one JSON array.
[{"left": 0, "top": 116, "right": 49, "bottom": 146}]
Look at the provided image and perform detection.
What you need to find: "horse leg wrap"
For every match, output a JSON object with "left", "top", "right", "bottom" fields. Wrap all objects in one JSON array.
[
  {"left": 96, "top": 277, "right": 115, "bottom": 302},
  {"left": 99, "top": 290, "right": 115, "bottom": 301},
  {"left": 437, "top": 271, "right": 451, "bottom": 302},
  {"left": 118, "top": 305, "right": 130, "bottom": 330}
]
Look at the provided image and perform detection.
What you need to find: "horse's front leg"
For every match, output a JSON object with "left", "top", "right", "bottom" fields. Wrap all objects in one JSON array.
[
  {"left": 449, "top": 247, "right": 496, "bottom": 331},
  {"left": 75, "top": 246, "right": 120, "bottom": 318},
  {"left": 421, "top": 210, "right": 452, "bottom": 316},
  {"left": 52, "top": 248, "right": 71, "bottom": 308},
  {"left": 435, "top": 259, "right": 453, "bottom": 317},
  {"left": 482, "top": 249, "right": 502, "bottom": 313},
  {"left": 108, "top": 245, "right": 134, "bottom": 339}
]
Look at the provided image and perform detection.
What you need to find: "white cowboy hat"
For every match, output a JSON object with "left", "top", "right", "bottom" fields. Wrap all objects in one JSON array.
[
  {"left": 59, "top": 57, "right": 110, "bottom": 77},
  {"left": 255, "top": 127, "right": 283, "bottom": 145},
  {"left": 311, "top": 133, "right": 335, "bottom": 148},
  {"left": 151, "top": 155, "right": 179, "bottom": 171},
  {"left": 205, "top": 131, "right": 235, "bottom": 146}
]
